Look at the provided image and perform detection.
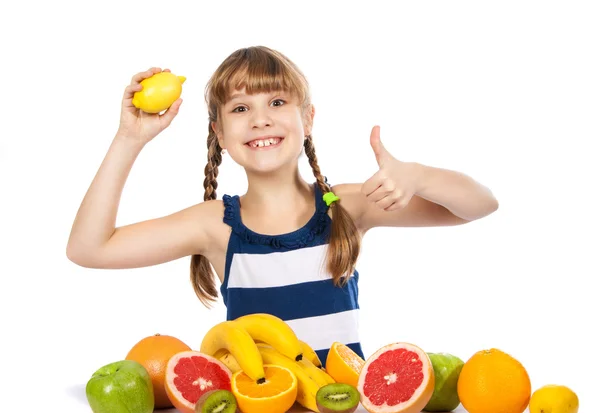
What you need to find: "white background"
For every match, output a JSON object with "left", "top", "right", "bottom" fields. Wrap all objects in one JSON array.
[{"left": 2, "top": 1, "right": 598, "bottom": 412}]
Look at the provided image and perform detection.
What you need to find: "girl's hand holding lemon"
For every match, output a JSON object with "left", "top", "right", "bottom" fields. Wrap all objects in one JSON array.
[{"left": 117, "top": 67, "right": 185, "bottom": 145}]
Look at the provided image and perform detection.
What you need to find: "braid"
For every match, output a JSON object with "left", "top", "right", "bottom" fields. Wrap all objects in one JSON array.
[
  {"left": 303, "top": 135, "right": 330, "bottom": 194},
  {"left": 304, "top": 135, "right": 362, "bottom": 286},
  {"left": 203, "top": 131, "right": 223, "bottom": 201},
  {"left": 189, "top": 124, "right": 224, "bottom": 308}
]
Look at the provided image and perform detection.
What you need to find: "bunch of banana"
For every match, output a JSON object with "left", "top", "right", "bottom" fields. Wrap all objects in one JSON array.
[
  {"left": 200, "top": 320, "right": 266, "bottom": 383},
  {"left": 233, "top": 313, "right": 304, "bottom": 361},
  {"left": 217, "top": 343, "right": 335, "bottom": 412},
  {"left": 200, "top": 313, "right": 336, "bottom": 411},
  {"left": 200, "top": 313, "right": 307, "bottom": 384},
  {"left": 239, "top": 313, "right": 327, "bottom": 371}
]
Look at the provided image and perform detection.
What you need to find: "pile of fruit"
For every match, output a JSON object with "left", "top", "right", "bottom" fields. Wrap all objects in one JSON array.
[{"left": 85, "top": 313, "right": 579, "bottom": 413}]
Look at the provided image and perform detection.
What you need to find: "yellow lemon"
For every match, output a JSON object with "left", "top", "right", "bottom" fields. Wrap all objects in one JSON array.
[
  {"left": 529, "top": 384, "right": 579, "bottom": 413},
  {"left": 132, "top": 72, "right": 186, "bottom": 113}
]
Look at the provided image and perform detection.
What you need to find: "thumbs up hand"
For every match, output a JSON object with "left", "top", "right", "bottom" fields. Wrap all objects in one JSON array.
[{"left": 361, "top": 126, "right": 423, "bottom": 211}]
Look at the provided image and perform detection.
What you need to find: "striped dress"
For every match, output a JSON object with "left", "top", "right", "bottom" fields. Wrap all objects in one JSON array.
[{"left": 219, "top": 182, "right": 364, "bottom": 365}]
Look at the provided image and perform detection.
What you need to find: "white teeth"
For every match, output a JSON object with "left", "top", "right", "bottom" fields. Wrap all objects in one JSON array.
[{"left": 249, "top": 137, "right": 281, "bottom": 148}]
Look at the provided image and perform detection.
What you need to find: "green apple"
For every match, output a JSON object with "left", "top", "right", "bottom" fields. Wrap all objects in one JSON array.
[
  {"left": 424, "top": 352, "right": 465, "bottom": 412},
  {"left": 85, "top": 359, "right": 154, "bottom": 413}
]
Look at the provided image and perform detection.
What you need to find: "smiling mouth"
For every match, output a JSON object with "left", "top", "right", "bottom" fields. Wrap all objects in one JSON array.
[{"left": 246, "top": 137, "right": 284, "bottom": 148}]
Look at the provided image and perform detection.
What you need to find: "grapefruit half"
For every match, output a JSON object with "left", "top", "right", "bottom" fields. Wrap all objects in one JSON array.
[
  {"left": 165, "top": 350, "right": 232, "bottom": 413},
  {"left": 357, "top": 342, "right": 434, "bottom": 413}
]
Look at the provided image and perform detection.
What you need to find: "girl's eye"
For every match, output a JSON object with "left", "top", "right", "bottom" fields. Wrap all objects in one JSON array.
[{"left": 232, "top": 99, "right": 285, "bottom": 113}]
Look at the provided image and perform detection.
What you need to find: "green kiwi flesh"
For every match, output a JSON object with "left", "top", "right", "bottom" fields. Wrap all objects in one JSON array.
[
  {"left": 316, "top": 383, "right": 360, "bottom": 413},
  {"left": 194, "top": 389, "right": 238, "bottom": 413}
]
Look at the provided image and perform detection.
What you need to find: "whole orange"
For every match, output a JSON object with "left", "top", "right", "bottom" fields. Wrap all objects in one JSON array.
[
  {"left": 457, "top": 348, "right": 531, "bottom": 413},
  {"left": 125, "top": 333, "right": 191, "bottom": 408}
]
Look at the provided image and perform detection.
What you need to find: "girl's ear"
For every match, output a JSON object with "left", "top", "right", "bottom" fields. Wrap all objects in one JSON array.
[
  {"left": 304, "top": 104, "right": 315, "bottom": 136},
  {"left": 211, "top": 121, "right": 226, "bottom": 149}
]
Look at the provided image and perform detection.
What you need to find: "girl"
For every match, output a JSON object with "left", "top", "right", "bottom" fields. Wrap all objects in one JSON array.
[{"left": 66, "top": 46, "right": 498, "bottom": 363}]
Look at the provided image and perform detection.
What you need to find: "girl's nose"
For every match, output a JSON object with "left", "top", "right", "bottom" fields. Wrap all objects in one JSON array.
[{"left": 250, "top": 107, "right": 273, "bottom": 128}]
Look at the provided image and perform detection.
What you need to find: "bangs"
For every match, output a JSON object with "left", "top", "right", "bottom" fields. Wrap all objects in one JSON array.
[{"left": 208, "top": 47, "right": 309, "bottom": 110}]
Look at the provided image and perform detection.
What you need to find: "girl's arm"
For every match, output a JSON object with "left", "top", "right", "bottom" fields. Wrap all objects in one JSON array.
[
  {"left": 66, "top": 67, "right": 216, "bottom": 269},
  {"left": 66, "top": 136, "right": 217, "bottom": 269},
  {"left": 335, "top": 164, "right": 497, "bottom": 231},
  {"left": 333, "top": 126, "right": 498, "bottom": 231}
]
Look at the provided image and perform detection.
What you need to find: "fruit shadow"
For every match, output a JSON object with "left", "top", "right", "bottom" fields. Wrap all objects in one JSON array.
[
  {"left": 63, "top": 383, "right": 187, "bottom": 412},
  {"left": 64, "top": 384, "right": 88, "bottom": 406},
  {"left": 422, "top": 407, "right": 461, "bottom": 413}
]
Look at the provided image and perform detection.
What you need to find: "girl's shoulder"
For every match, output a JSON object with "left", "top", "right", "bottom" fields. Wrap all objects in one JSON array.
[
  {"left": 183, "top": 198, "right": 232, "bottom": 255},
  {"left": 176, "top": 199, "right": 232, "bottom": 282},
  {"left": 200, "top": 197, "right": 232, "bottom": 229},
  {"left": 185, "top": 198, "right": 227, "bottom": 224}
]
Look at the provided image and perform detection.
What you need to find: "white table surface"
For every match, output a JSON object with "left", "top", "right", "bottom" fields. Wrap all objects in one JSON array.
[{"left": 65, "top": 380, "right": 474, "bottom": 413}]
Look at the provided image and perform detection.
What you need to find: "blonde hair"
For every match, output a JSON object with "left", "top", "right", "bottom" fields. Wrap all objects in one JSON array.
[{"left": 192, "top": 46, "right": 362, "bottom": 307}]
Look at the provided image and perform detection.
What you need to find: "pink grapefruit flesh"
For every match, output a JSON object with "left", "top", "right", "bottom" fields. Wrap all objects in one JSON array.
[
  {"left": 165, "top": 350, "right": 232, "bottom": 413},
  {"left": 357, "top": 342, "right": 434, "bottom": 413}
]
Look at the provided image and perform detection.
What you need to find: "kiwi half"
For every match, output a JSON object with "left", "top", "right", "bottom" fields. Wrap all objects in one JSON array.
[
  {"left": 195, "top": 389, "right": 238, "bottom": 413},
  {"left": 316, "top": 383, "right": 360, "bottom": 413}
]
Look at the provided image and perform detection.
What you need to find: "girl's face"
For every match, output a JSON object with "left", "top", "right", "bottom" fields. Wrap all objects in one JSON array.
[{"left": 212, "top": 88, "right": 313, "bottom": 174}]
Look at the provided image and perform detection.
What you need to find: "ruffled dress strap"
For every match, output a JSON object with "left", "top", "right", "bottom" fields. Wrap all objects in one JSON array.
[
  {"left": 222, "top": 193, "right": 242, "bottom": 229},
  {"left": 221, "top": 182, "right": 330, "bottom": 250}
]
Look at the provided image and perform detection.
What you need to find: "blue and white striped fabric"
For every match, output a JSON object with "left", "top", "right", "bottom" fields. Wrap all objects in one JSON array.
[{"left": 219, "top": 182, "right": 364, "bottom": 365}]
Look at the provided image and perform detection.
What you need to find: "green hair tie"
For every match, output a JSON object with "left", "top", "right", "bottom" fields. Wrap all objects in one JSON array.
[{"left": 323, "top": 192, "right": 340, "bottom": 206}]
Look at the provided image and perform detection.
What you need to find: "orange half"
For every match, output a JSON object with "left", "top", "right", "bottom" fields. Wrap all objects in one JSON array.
[
  {"left": 232, "top": 364, "right": 298, "bottom": 413},
  {"left": 325, "top": 342, "right": 365, "bottom": 387}
]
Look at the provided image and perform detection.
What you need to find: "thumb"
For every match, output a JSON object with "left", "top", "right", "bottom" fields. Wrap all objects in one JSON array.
[
  {"left": 160, "top": 98, "right": 183, "bottom": 127},
  {"left": 369, "top": 125, "right": 388, "bottom": 166}
]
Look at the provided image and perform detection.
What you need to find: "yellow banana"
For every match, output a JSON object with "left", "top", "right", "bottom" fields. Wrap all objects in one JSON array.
[
  {"left": 233, "top": 313, "right": 303, "bottom": 362},
  {"left": 200, "top": 321, "right": 265, "bottom": 383},
  {"left": 256, "top": 342, "right": 333, "bottom": 384},
  {"left": 217, "top": 351, "right": 242, "bottom": 374},
  {"left": 299, "top": 339, "right": 323, "bottom": 368},
  {"left": 213, "top": 348, "right": 228, "bottom": 359},
  {"left": 256, "top": 345, "right": 322, "bottom": 412},
  {"left": 298, "top": 357, "right": 336, "bottom": 385}
]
